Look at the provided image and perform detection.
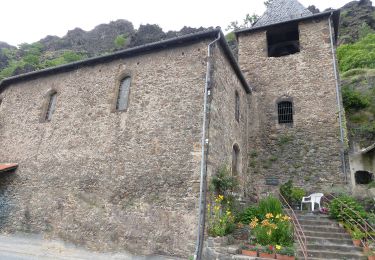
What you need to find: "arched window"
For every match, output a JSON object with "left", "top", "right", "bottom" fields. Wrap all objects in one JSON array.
[
  {"left": 45, "top": 91, "right": 57, "bottom": 121},
  {"left": 235, "top": 91, "right": 240, "bottom": 122},
  {"left": 232, "top": 144, "right": 240, "bottom": 176},
  {"left": 116, "top": 76, "right": 131, "bottom": 111},
  {"left": 278, "top": 101, "right": 293, "bottom": 124}
]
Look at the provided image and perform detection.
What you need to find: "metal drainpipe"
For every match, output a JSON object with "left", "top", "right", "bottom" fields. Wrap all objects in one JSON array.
[
  {"left": 328, "top": 13, "right": 347, "bottom": 182},
  {"left": 194, "top": 32, "right": 220, "bottom": 260}
]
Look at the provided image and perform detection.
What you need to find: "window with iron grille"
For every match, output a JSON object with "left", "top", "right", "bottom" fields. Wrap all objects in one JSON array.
[
  {"left": 45, "top": 92, "right": 57, "bottom": 121},
  {"left": 116, "top": 76, "right": 131, "bottom": 111},
  {"left": 278, "top": 101, "right": 293, "bottom": 124},
  {"left": 235, "top": 91, "right": 240, "bottom": 122}
]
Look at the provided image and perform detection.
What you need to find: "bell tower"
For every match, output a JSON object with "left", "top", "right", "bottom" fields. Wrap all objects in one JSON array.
[{"left": 235, "top": 0, "right": 347, "bottom": 196}]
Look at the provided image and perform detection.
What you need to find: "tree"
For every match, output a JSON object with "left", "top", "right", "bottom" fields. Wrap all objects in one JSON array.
[{"left": 226, "top": 13, "right": 259, "bottom": 31}]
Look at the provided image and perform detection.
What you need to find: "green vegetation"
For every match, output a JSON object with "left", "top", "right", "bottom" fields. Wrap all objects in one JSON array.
[
  {"left": 337, "top": 33, "right": 375, "bottom": 72},
  {"left": 211, "top": 165, "right": 238, "bottom": 195},
  {"left": 257, "top": 196, "right": 283, "bottom": 219},
  {"left": 337, "top": 33, "right": 375, "bottom": 147},
  {"left": 207, "top": 194, "right": 236, "bottom": 237},
  {"left": 0, "top": 43, "right": 86, "bottom": 80},
  {"left": 329, "top": 195, "right": 367, "bottom": 224},
  {"left": 114, "top": 34, "right": 128, "bottom": 48},
  {"left": 279, "top": 180, "right": 306, "bottom": 207},
  {"left": 342, "top": 85, "right": 370, "bottom": 111}
]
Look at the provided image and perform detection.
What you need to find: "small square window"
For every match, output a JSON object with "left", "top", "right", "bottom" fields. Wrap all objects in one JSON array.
[{"left": 267, "top": 23, "right": 300, "bottom": 57}]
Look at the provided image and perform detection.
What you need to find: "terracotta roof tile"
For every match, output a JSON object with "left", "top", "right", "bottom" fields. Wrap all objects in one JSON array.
[{"left": 0, "top": 163, "right": 18, "bottom": 173}]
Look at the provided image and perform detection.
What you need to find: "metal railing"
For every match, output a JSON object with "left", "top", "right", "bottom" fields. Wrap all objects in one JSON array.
[
  {"left": 279, "top": 192, "right": 308, "bottom": 260},
  {"left": 323, "top": 193, "right": 375, "bottom": 247}
]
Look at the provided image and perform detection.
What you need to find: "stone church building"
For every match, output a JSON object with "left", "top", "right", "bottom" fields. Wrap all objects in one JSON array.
[{"left": 0, "top": 0, "right": 344, "bottom": 258}]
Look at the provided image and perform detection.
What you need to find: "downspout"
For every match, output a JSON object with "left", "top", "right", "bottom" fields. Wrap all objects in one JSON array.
[
  {"left": 194, "top": 32, "right": 220, "bottom": 260},
  {"left": 328, "top": 13, "right": 347, "bottom": 182}
]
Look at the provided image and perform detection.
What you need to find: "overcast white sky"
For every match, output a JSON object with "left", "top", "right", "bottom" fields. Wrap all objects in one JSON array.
[{"left": 1, "top": 0, "right": 349, "bottom": 46}]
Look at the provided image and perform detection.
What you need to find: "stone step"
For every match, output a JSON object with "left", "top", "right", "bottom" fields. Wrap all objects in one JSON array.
[
  {"left": 298, "top": 219, "right": 339, "bottom": 226},
  {"left": 303, "top": 230, "right": 351, "bottom": 239},
  {"left": 305, "top": 236, "right": 354, "bottom": 245},
  {"left": 301, "top": 224, "right": 346, "bottom": 233},
  {"left": 307, "top": 244, "right": 363, "bottom": 253},
  {"left": 298, "top": 249, "right": 366, "bottom": 259}
]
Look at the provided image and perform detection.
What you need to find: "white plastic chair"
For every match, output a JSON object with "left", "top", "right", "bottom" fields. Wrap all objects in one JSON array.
[{"left": 301, "top": 193, "right": 324, "bottom": 211}]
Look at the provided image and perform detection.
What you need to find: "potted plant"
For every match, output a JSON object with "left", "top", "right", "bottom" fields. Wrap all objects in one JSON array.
[
  {"left": 241, "top": 244, "right": 259, "bottom": 257},
  {"left": 259, "top": 245, "right": 276, "bottom": 259},
  {"left": 276, "top": 245, "right": 295, "bottom": 260},
  {"left": 366, "top": 250, "right": 375, "bottom": 260},
  {"left": 351, "top": 228, "right": 365, "bottom": 247}
]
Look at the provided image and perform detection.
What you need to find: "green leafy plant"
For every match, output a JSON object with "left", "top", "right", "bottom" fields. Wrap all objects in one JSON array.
[
  {"left": 276, "top": 246, "right": 295, "bottom": 256},
  {"left": 280, "top": 180, "right": 293, "bottom": 204},
  {"left": 257, "top": 196, "right": 283, "bottom": 219},
  {"left": 351, "top": 227, "right": 365, "bottom": 240},
  {"left": 342, "top": 86, "right": 370, "bottom": 111},
  {"left": 238, "top": 206, "right": 258, "bottom": 224},
  {"left": 337, "top": 33, "right": 375, "bottom": 72},
  {"left": 290, "top": 187, "right": 306, "bottom": 204},
  {"left": 260, "top": 245, "right": 275, "bottom": 254},
  {"left": 207, "top": 195, "right": 236, "bottom": 237},
  {"left": 211, "top": 165, "right": 238, "bottom": 195},
  {"left": 329, "top": 195, "right": 367, "bottom": 225}
]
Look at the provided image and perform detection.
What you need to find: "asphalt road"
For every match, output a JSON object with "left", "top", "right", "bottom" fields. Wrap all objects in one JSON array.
[{"left": 0, "top": 234, "right": 181, "bottom": 260}]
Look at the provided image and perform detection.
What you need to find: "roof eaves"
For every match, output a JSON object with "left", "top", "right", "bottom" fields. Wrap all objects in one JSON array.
[
  {"left": 217, "top": 31, "right": 252, "bottom": 93},
  {"left": 361, "top": 143, "right": 375, "bottom": 154},
  {"left": 235, "top": 10, "right": 340, "bottom": 40},
  {"left": 0, "top": 28, "right": 251, "bottom": 94}
]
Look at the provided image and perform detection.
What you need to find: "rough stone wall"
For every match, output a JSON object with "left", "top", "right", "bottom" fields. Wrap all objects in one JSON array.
[
  {"left": 238, "top": 18, "right": 345, "bottom": 197},
  {"left": 0, "top": 41, "right": 210, "bottom": 257},
  {"left": 207, "top": 44, "right": 249, "bottom": 195}
]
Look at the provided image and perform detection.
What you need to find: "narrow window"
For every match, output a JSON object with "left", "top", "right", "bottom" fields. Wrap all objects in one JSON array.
[
  {"left": 235, "top": 91, "right": 240, "bottom": 122},
  {"left": 232, "top": 144, "right": 240, "bottom": 176},
  {"left": 267, "top": 23, "right": 300, "bottom": 57},
  {"left": 45, "top": 92, "right": 57, "bottom": 121},
  {"left": 278, "top": 101, "right": 293, "bottom": 124},
  {"left": 116, "top": 76, "right": 131, "bottom": 111}
]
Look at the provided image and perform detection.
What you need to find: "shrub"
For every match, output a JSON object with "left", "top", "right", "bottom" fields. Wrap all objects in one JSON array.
[
  {"left": 290, "top": 187, "right": 305, "bottom": 204},
  {"left": 207, "top": 195, "right": 236, "bottom": 237},
  {"left": 342, "top": 86, "right": 370, "bottom": 111},
  {"left": 276, "top": 246, "right": 295, "bottom": 256},
  {"left": 211, "top": 165, "right": 238, "bottom": 195},
  {"left": 337, "top": 33, "right": 375, "bottom": 72},
  {"left": 280, "top": 180, "right": 293, "bottom": 204},
  {"left": 329, "top": 195, "right": 367, "bottom": 225},
  {"left": 257, "top": 196, "right": 283, "bottom": 219},
  {"left": 238, "top": 206, "right": 258, "bottom": 224},
  {"left": 250, "top": 213, "right": 293, "bottom": 246}
]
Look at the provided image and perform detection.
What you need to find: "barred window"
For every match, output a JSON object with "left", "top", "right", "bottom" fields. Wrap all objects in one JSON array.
[
  {"left": 116, "top": 76, "right": 131, "bottom": 111},
  {"left": 235, "top": 91, "right": 240, "bottom": 122},
  {"left": 278, "top": 101, "right": 293, "bottom": 124},
  {"left": 45, "top": 92, "right": 57, "bottom": 121}
]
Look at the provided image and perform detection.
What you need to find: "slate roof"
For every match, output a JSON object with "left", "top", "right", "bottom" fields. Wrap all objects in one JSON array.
[{"left": 253, "top": 0, "right": 312, "bottom": 28}]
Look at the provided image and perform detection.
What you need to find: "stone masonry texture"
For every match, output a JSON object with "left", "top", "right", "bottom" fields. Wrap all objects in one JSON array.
[
  {"left": 237, "top": 18, "right": 345, "bottom": 197},
  {"left": 0, "top": 41, "right": 213, "bottom": 258},
  {"left": 207, "top": 44, "right": 250, "bottom": 195}
]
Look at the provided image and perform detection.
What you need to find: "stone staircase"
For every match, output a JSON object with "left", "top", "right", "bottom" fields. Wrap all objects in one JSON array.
[{"left": 296, "top": 212, "right": 366, "bottom": 260}]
